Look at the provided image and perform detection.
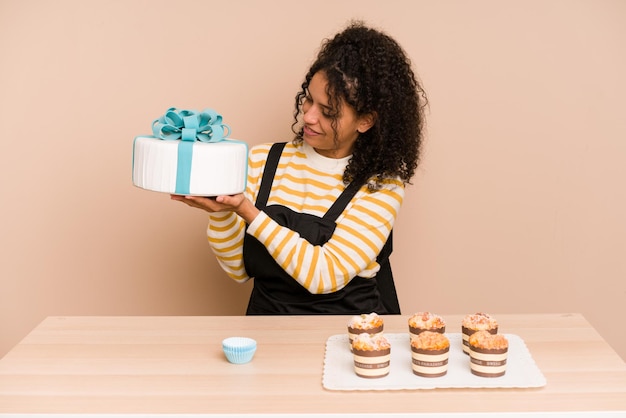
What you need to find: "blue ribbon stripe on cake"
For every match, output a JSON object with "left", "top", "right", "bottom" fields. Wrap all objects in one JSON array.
[{"left": 151, "top": 107, "right": 231, "bottom": 195}]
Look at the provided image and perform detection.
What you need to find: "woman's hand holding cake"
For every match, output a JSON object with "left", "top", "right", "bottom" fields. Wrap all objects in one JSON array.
[{"left": 170, "top": 193, "right": 260, "bottom": 224}]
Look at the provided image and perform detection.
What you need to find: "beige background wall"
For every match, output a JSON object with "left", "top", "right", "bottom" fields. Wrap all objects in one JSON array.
[{"left": 1, "top": 0, "right": 624, "bottom": 361}]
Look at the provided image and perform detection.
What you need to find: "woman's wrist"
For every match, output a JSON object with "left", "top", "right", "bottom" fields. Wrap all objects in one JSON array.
[{"left": 236, "top": 198, "right": 261, "bottom": 224}]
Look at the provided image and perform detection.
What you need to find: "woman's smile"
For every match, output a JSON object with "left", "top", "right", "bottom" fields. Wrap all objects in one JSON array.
[{"left": 303, "top": 125, "right": 320, "bottom": 137}]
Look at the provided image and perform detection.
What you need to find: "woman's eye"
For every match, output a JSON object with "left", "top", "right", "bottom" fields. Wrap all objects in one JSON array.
[{"left": 303, "top": 94, "right": 332, "bottom": 118}]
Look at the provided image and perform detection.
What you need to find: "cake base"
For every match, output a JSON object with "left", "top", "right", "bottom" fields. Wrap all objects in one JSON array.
[{"left": 132, "top": 136, "right": 248, "bottom": 196}]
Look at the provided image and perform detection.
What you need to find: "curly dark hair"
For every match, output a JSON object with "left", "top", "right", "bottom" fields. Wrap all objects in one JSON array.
[{"left": 292, "top": 21, "right": 427, "bottom": 190}]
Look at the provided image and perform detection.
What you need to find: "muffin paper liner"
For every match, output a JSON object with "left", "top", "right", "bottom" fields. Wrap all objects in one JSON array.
[{"left": 222, "top": 337, "right": 257, "bottom": 364}]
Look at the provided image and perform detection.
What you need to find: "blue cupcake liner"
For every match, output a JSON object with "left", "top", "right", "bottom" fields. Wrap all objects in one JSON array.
[{"left": 222, "top": 337, "right": 257, "bottom": 364}]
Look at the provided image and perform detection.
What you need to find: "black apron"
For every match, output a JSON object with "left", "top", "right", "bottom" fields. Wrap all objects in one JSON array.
[{"left": 243, "top": 142, "right": 400, "bottom": 315}]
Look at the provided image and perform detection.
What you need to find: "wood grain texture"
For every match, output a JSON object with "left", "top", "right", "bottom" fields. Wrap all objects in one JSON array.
[{"left": 0, "top": 314, "right": 625, "bottom": 414}]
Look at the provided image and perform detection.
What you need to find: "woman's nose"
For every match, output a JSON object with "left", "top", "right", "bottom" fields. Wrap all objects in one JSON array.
[{"left": 303, "top": 104, "right": 318, "bottom": 125}]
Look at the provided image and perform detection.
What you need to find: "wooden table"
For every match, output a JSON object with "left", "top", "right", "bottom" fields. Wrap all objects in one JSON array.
[{"left": 1, "top": 313, "right": 625, "bottom": 416}]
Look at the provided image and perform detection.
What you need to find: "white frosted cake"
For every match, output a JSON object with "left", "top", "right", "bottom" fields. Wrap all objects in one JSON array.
[{"left": 132, "top": 107, "right": 248, "bottom": 196}]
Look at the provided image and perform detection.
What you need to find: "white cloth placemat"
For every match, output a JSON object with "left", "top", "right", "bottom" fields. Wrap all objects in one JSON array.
[{"left": 322, "top": 333, "right": 546, "bottom": 390}]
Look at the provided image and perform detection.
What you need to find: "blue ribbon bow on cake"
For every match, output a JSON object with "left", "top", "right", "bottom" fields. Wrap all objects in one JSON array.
[
  {"left": 152, "top": 107, "right": 231, "bottom": 143},
  {"left": 151, "top": 107, "right": 231, "bottom": 195}
]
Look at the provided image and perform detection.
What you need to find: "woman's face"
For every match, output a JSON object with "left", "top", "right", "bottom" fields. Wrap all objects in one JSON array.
[{"left": 301, "top": 71, "right": 373, "bottom": 159}]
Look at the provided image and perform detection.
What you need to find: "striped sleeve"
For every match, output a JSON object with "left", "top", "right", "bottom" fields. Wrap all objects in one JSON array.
[
  {"left": 205, "top": 143, "right": 272, "bottom": 283},
  {"left": 246, "top": 178, "right": 404, "bottom": 294},
  {"left": 206, "top": 211, "right": 248, "bottom": 282}
]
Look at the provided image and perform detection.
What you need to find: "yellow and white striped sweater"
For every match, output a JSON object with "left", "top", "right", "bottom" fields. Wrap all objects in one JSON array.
[{"left": 206, "top": 141, "right": 404, "bottom": 294}]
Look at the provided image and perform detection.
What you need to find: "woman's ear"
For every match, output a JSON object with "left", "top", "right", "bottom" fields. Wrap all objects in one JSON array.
[{"left": 357, "top": 112, "right": 377, "bottom": 133}]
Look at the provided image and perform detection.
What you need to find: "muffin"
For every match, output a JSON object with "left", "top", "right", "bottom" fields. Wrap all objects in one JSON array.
[
  {"left": 347, "top": 312, "right": 384, "bottom": 344},
  {"left": 468, "top": 330, "right": 509, "bottom": 377},
  {"left": 461, "top": 312, "right": 498, "bottom": 355},
  {"left": 410, "top": 330, "right": 450, "bottom": 378},
  {"left": 351, "top": 333, "right": 391, "bottom": 378},
  {"left": 408, "top": 312, "right": 446, "bottom": 339}
]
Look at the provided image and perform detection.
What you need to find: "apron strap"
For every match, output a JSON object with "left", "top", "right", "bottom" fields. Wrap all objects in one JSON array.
[
  {"left": 322, "top": 177, "right": 399, "bottom": 314},
  {"left": 322, "top": 181, "right": 362, "bottom": 222},
  {"left": 255, "top": 142, "right": 286, "bottom": 208},
  {"left": 324, "top": 180, "right": 395, "bottom": 265}
]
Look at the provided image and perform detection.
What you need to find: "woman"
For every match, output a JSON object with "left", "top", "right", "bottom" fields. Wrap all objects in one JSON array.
[{"left": 172, "top": 21, "right": 427, "bottom": 315}]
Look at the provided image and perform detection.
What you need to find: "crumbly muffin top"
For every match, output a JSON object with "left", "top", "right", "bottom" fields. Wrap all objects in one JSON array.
[
  {"left": 462, "top": 312, "right": 498, "bottom": 330},
  {"left": 469, "top": 330, "right": 509, "bottom": 350},
  {"left": 351, "top": 333, "right": 391, "bottom": 351},
  {"left": 408, "top": 312, "right": 446, "bottom": 329},
  {"left": 410, "top": 330, "right": 450, "bottom": 350},
  {"left": 348, "top": 312, "right": 383, "bottom": 330}
]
